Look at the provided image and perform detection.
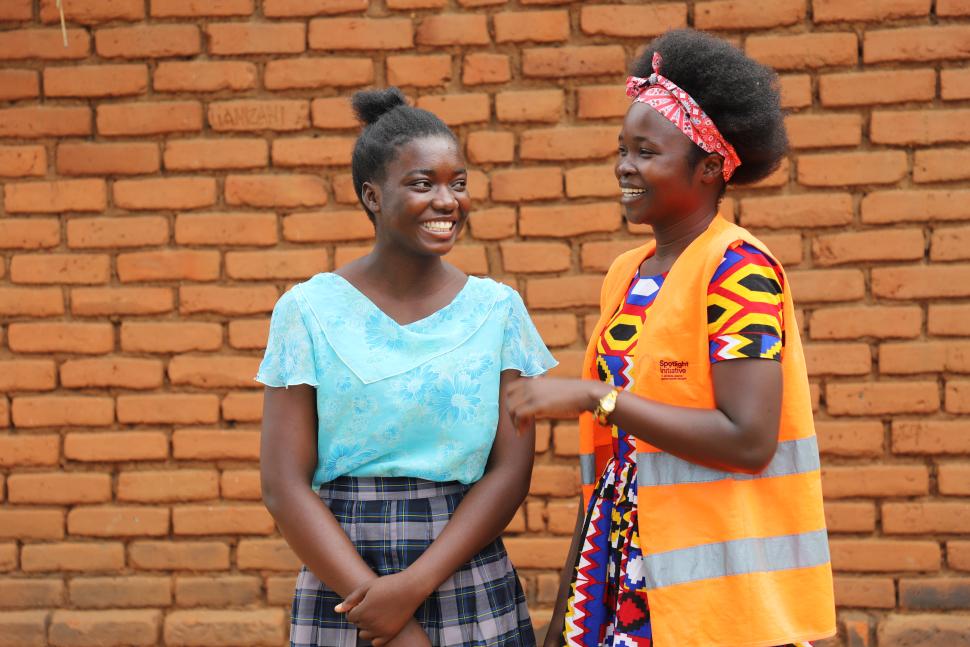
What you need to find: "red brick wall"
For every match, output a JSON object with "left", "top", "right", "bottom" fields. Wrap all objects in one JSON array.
[{"left": 2, "top": 1, "right": 969, "bottom": 645}]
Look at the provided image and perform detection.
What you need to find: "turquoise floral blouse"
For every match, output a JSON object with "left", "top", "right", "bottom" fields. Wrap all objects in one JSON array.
[{"left": 256, "top": 273, "right": 557, "bottom": 487}]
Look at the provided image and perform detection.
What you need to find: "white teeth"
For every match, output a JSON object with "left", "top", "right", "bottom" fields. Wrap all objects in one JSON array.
[
  {"left": 621, "top": 188, "right": 646, "bottom": 195},
  {"left": 420, "top": 220, "right": 455, "bottom": 233}
]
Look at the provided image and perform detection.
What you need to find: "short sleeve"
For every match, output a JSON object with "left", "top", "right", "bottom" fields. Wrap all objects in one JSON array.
[
  {"left": 500, "top": 290, "right": 558, "bottom": 377},
  {"left": 256, "top": 288, "right": 319, "bottom": 388},
  {"left": 707, "top": 242, "right": 785, "bottom": 364}
]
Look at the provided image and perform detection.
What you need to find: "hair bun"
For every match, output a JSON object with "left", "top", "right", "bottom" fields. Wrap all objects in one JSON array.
[{"left": 352, "top": 88, "right": 407, "bottom": 126}]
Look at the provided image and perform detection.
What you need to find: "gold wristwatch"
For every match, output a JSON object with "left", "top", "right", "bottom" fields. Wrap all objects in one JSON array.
[{"left": 594, "top": 388, "right": 619, "bottom": 425}]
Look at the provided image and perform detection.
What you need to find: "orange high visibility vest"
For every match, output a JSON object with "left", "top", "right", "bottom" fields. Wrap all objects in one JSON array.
[{"left": 578, "top": 215, "right": 835, "bottom": 647}]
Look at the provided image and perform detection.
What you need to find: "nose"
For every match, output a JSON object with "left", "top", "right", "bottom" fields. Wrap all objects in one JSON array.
[
  {"left": 431, "top": 184, "right": 458, "bottom": 213},
  {"left": 615, "top": 157, "right": 636, "bottom": 179}
]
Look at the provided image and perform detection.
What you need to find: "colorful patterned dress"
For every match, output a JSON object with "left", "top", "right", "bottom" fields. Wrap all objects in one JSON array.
[{"left": 563, "top": 242, "right": 810, "bottom": 647}]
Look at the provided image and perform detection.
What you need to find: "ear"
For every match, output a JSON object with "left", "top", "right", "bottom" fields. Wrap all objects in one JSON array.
[
  {"left": 699, "top": 153, "right": 724, "bottom": 185},
  {"left": 361, "top": 181, "right": 381, "bottom": 215}
]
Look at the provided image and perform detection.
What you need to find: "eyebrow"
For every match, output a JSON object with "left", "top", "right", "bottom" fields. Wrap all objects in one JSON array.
[{"left": 405, "top": 168, "right": 467, "bottom": 176}]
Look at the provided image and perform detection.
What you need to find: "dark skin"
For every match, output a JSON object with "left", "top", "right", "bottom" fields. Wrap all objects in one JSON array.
[
  {"left": 505, "top": 103, "right": 784, "bottom": 646},
  {"left": 261, "top": 135, "right": 536, "bottom": 647}
]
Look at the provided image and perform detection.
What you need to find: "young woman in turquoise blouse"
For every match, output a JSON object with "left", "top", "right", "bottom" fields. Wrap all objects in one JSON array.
[{"left": 257, "top": 88, "right": 556, "bottom": 647}]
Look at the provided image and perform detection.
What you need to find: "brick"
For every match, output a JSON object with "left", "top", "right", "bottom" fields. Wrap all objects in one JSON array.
[
  {"left": 57, "top": 143, "right": 159, "bottom": 176},
  {"left": 164, "top": 610, "right": 285, "bottom": 646},
  {"left": 0, "top": 545, "right": 14, "bottom": 573},
  {"left": 208, "top": 100, "right": 308, "bottom": 133},
  {"left": 954, "top": 541, "right": 970, "bottom": 570},
  {"left": 12, "top": 397, "right": 114, "bottom": 428},
  {"left": 121, "top": 322, "right": 223, "bottom": 353},
  {"left": 272, "top": 137, "right": 354, "bottom": 167},
  {"left": 227, "top": 248, "right": 328, "bottom": 280},
  {"left": 0, "top": 145, "right": 45, "bottom": 177},
  {"left": 180, "top": 285, "right": 279, "bottom": 315},
  {"left": 332, "top": 174, "right": 357, "bottom": 204},
  {"left": 696, "top": 0, "right": 804, "bottom": 29},
  {"left": 44, "top": 64, "right": 146, "bottom": 98},
  {"left": 873, "top": 265, "right": 970, "bottom": 300},
  {"left": 129, "top": 541, "right": 229, "bottom": 571},
  {"left": 68, "top": 506, "right": 170, "bottom": 537},
  {"left": 169, "top": 356, "right": 261, "bottom": 389},
  {"left": 873, "top": 109, "right": 970, "bottom": 146},
  {"left": 523, "top": 46, "right": 626, "bottom": 78},
  {"left": 893, "top": 421, "right": 970, "bottom": 455},
  {"left": 152, "top": 0, "right": 253, "bottom": 16},
  {"left": 491, "top": 168, "right": 562, "bottom": 202},
  {"left": 222, "top": 392, "right": 263, "bottom": 422},
  {"left": 830, "top": 540, "right": 940, "bottom": 572},
  {"left": 221, "top": 470, "right": 261, "bottom": 500},
  {"left": 5, "top": 179, "right": 105, "bottom": 214},
  {"left": 225, "top": 175, "right": 326, "bottom": 208},
  {"left": 577, "top": 85, "right": 628, "bottom": 120},
  {"left": 83, "top": 217, "right": 168, "bottom": 250},
  {"left": 236, "top": 539, "right": 300, "bottom": 570},
  {"left": 282, "top": 211, "right": 372, "bottom": 243},
  {"left": 71, "top": 287, "right": 173, "bottom": 316},
  {"left": 175, "top": 576, "right": 261, "bottom": 607},
  {"left": 916, "top": 149, "right": 970, "bottom": 184},
  {"left": 266, "top": 57, "right": 372, "bottom": 90},
  {"left": 834, "top": 577, "right": 896, "bottom": 609},
  {"left": 747, "top": 33, "right": 857, "bottom": 69},
  {"left": 798, "top": 151, "right": 907, "bottom": 186},
  {"left": 825, "top": 502, "right": 876, "bottom": 533},
  {"left": 415, "top": 15, "right": 487, "bottom": 46},
  {"left": 154, "top": 61, "right": 257, "bottom": 93},
  {"left": 816, "top": 420, "right": 884, "bottom": 457},
  {"left": 49, "top": 610, "right": 161, "bottom": 646},
  {"left": 581, "top": 240, "right": 642, "bottom": 272},
  {"left": 0, "top": 509, "right": 63, "bottom": 539},
  {"left": 879, "top": 341, "right": 964, "bottom": 375},
  {"left": 785, "top": 114, "right": 862, "bottom": 149},
  {"left": 580, "top": 4, "right": 686, "bottom": 37},
  {"left": 310, "top": 98, "right": 356, "bottom": 130},
  {"left": 496, "top": 90, "right": 564, "bottom": 123},
  {"left": 117, "top": 394, "right": 220, "bottom": 425},
  {"left": 942, "top": 68, "right": 970, "bottom": 100},
  {"left": 865, "top": 26, "right": 970, "bottom": 63},
  {"left": 228, "top": 320, "right": 270, "bottom": 350},
  {"left": 940, "top": 464, "right": 970, "bottom": 495},
  {"left": 0, "top": 288, "right": 63, "bottom": 317},
  {"left": 263, "top": 0, "right": 367, "bottom": 16},
  {"left": 740, "top": 194, "right": 853, "bottom": 229},
  {"left": 207, "top": 22, "right": 304, "bottom": 55},
  {"left": 899, "top": 578, "right": 970, "bottom": 611},
  {"left": 173, "top": 430, "right": 260, "bottom": 461},
  {"left": 0, "top": 106, "right": 90, "bottom": 138},
  {"left": 0, "top": 579, "right": 63, "bottom": 609},
  {"left": 98, "top": 101, "right": 202, "bottom": 136},
  {"left": 820, "top": 69, "right": 935, "bottom": 107},
  {"left": 804, "top": 343, "right": 872, "bottom": 376},
  {"left": 0, "top": 0, "right": 31, "bottom": 20},
  {"left": 41, "top": 0, "right": 144, "bottom": 22},
  {"left": 504, "top": 538, "right": 571, "bottom": 569},
  {"left": 388, "top": 0, "right": 445, "bottom": 6},
  {"left": 119, "top": 470, "right": 219, "bottom": 503},
  {"left": 862, "top": 189, "right": 970, "bottom": 224},
  {"left": 947, "top": 380, "right": 970, "bottom": 413},
  {"left": 787, "top": 269, "right": 864, "bottom": 303},
  {"left": 173, "top": 505, "right": 275, "bottom": 536},
  {"left": 176, "top": 213, "right": 278, "bottom": 246},
  {"left": 495, "top": 11, "right": 568, "bottom": 42},
  {"left": 565, "top": 165, "right": 621, "bottom": 198},
  {"left": 520, "top": 127, "right": 616, "bottom": 161},
  {"left": 386, "top": 55, "right": 451, "bottom": 88},
  {"left": 0, "top": 28, "right": 89, "bottom": 60},
  {"left": 0, "top": 361, "right": 56, "bottom": 392},
  {"left": 414, "top": 94, "right": 489, "bottom": 126},
  {"left": 69, "top": 577, "right": 171, "bottom": 609},
  {"left": 779, "top": 74, "right": 812, "bottom": 109},
  {"left": 465, "top": 131, "right": 514, "bottom": 165},
  {"left": 310, "top": 17, "right": 413, "bottom": 49},
  {"left": 526, "top": 276, "right": 601, "bottom": 310},
  {"left": 117, "top": 250, "right": 221, "bottom": 282},
  {"left": 0, "top": 220, "right": 59, "bottom": 250},
  {"left": 64, "top": 431, "right": 168, "bottom": 460},
  {"left": 96, "top": 25, "right": 200, "bottom": 58},
  {"left": 61, "top": 359, "right": 163, "bottom": 390},
  {"left": 8, "top": 323, "right": 112, "bottom": 354},
  {"left": 10, "top": 254, "right": 109, "bottom": 286},
  {"left": 822, "top": 465, "right": 928, "bottom": 499},
  {"left": 0, "top": 611, "right": 47, "bottom": 646},
  {"left": 8, "top": 473, "right": 111, "bottom": 504},
  {"left": 827, "top": 382, "right": 939, "bottom": 415},
  {"left": 266, "top": 576, "right": 297, "bottom": 604},
  {"left": 500, "top": 242, "right": 571, "bottom": 273},
  {"left": 468, "top": 207, "right": 516, "bottom": 240},
  {"left": 812, "top": 229, "right": 924, "bottom": 267},
  {"left": 818, "top": 0, "right": 931, "bottom": 21},
  {"left": 939, "top": 0, "right": 970, "bottom": 14},
  {"left": 520, "top": 203, "right": 622, "bottom": 238},
  {"left": 461, "top": 53, "right": 510, "bottom": 86},
  {"left": 880, "top": 614, "right": 970, "bottom": 647},
  {"left": 164, "top": 139, "right": 267, "bottom": 171}
]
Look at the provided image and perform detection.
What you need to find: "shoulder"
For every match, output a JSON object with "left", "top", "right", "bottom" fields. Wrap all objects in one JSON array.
[{"left": 467, "top": 275, "right": 521, "bottom": 305}]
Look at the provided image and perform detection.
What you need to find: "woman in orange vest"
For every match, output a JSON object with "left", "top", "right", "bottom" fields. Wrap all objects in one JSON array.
[{"left": 506, "top": 29, "right": 836, "bottom": 647}]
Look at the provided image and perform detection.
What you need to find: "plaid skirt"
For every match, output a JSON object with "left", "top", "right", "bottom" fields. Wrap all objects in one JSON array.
[{"left": 290, "top": 476, "right": 535, "bottom": 647}]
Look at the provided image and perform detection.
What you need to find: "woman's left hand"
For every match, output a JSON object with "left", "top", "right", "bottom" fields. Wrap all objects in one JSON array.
[
  {"left": 336, "top": 572, "right": 426, "bottom": 646},
  {"left": 505, "top": 378, "right": 609, "bottom": 432}
]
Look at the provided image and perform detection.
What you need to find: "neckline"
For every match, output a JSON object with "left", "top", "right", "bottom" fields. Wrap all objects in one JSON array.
[{"left": 328, "top": 272, "right": 473, "bottom": 329}]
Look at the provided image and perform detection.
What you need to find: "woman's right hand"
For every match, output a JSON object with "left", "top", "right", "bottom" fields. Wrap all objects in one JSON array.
[{"left": 383, "top": 619, "right": 431, "bottom": 647}]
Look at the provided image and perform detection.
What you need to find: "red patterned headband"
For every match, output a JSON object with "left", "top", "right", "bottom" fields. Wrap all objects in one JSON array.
[{"left": 626, "top": 52, "right": 741, "bottom": 182}]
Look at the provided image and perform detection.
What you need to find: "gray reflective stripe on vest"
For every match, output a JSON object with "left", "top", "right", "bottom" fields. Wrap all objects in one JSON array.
[
  {"left": 637, "top": 436, "right": 820, "bottom": 488},
  {"left": 644, "top": 528, "right": 831, "bottom": 590},
  {"left": 580, "top": 453, "right": 597, "bottom": 485}
]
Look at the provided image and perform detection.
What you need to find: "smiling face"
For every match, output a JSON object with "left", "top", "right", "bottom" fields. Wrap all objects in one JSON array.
[
  {"left": 615, "top": 102, "right": 722, "bottom": 227},
  {"left": 362, "top": 135, "right": 470, "bottom": 257}
]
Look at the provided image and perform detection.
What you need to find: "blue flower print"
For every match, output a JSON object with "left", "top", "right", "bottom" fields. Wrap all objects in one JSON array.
[
  {"left": 324, "top": 441, "right": 379, "bottom": 482},
  {"left": 400, "top": 365, "right": 439, "bottom": 402},
  {"left": 364, "top": 313, "right": 406, "bottom": 352},
  {"left": 463, "top": 353, "right": 494, "bottom": 379},
  {"left": 429, "top": 374, "right": 481, "bottom": 425}
]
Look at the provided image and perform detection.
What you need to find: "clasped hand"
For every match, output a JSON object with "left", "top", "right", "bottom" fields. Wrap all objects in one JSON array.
[
  {"left": 334, "top": 571, "right": 430, "bottom": 646},
  {"left": 505, "top": 377, "right": 606, "bottom": 433}
]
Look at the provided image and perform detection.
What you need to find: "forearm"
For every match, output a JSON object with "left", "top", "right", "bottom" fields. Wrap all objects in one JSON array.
[{"left": 264, "top": 482, "right": 377, "bottom": 598}]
